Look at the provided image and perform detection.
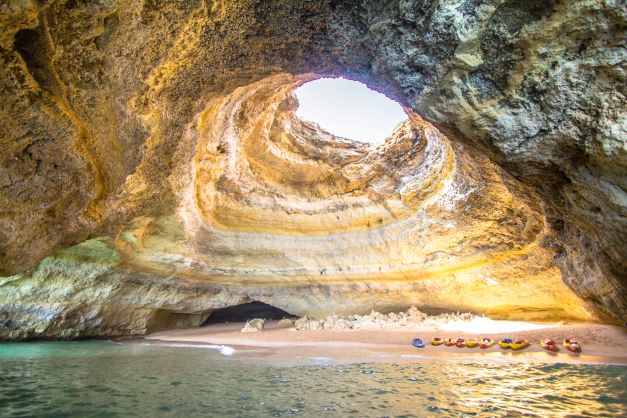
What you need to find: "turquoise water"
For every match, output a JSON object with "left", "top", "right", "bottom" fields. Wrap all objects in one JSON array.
[{"left": 0, "top": 341, "right": 626, "bottom": 417}]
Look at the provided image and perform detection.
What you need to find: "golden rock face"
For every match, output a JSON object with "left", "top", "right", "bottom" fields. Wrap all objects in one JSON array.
[
  {"left": 1, "top": 1, "right": 624, "bottom": 339},
  {"left": 190, "top": 75, "right": 448, "bottom": 234},
  {"left": 91, "top": 74, "right": 593, "bottom": 326},
  {"left": 0, "top": 72, "right": 596, "bottom": 339}
]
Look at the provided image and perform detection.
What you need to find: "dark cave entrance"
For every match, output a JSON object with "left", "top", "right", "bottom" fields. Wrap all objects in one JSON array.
[{"left": 203, "top": 301, "right": 299, "bottom": 325}]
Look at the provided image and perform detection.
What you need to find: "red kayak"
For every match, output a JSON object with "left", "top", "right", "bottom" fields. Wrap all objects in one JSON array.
[
  {"left": 541, "top": 338, "right": 558, "bottom": 352},
  {"left": 563, "top": 338, "right": 582, "bottom": 352}
]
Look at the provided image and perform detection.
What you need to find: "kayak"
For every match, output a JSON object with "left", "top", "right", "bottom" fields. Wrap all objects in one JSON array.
[
  {"left": 479, "top": 338, "right": 494, "bottom": 349},
  {"left": 510, "top": 339, "right": 529, "bottom": 350},
  {"left": 412, "top": 338, "right": 425, "bottom": 348},
  {"left": 563, "top": 338, "right": 582, "bottom": 352},
  {"left": 499, "top": 338, "right": 513, "bottom": 349},
  {"left": 455, "top": 338, "right": 466, "bottom": 348},
  {"left": 431, "top": 337, "right": 443, "bottom": 346},
  {"left": 541, "top": 338, "right": 558, "bottom": 351},
  {"left": 465, "top": 338, "right": 479, "bottom": 348},
  {"left": 444, "top": 338, "right": 457, "bottom": 347}
]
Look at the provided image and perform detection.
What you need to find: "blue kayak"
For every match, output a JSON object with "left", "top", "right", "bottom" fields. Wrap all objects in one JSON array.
[{"left": 411, "top": 338, "right": 425, "bottom": 348}]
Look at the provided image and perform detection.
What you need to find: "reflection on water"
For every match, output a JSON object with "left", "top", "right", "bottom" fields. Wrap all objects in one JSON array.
[{"left": 0, "top": 341, "right": 625, "bottom": 417}]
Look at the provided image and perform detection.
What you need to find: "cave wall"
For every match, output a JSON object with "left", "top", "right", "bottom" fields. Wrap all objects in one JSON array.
[{"left": 0, "top": 0, "right": 624, "bottom": 337}]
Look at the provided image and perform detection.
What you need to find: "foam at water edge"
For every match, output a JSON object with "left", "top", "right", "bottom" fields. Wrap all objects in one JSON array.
[
  {"left": 141, "top": 342, "right": 236, "bottom": 356},
  {"left": 219, "top": 345, "right": 236, "bottom": 356}
]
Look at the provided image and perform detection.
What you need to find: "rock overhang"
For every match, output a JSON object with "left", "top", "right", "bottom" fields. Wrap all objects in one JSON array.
[{"left": 0, "top": 0, "right": 625, "bottom": 339}]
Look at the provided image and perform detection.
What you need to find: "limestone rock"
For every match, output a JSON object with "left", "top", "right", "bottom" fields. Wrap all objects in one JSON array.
[
  {"left": 292, "top": 307, "right": 482, "bottom": 331},
  {"left": 294, "top": 317, "right": 323, "bottom": 331},
  {"left": 0, "top": 1, "right": 625, "bottom": 339},
  {"left": 241, "top": 318, "right": 265, "bottom": 333}
]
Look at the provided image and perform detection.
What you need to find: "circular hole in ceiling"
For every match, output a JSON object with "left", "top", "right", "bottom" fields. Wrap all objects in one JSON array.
[{"left": 294, "top": 77, "right": 408, "bottom": 144}]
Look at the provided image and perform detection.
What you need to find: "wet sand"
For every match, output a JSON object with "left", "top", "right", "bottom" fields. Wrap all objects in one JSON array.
[{"left": 144, "top": 321, "right": 627, "bottom": 365}]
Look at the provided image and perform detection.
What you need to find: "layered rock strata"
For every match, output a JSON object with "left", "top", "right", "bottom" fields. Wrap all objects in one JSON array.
[
  {"left": 0, "top": 0, "right": 624, "bottom": 338},
  {"left": 1, "top": 74, "right": 597, "bottom": 339}
]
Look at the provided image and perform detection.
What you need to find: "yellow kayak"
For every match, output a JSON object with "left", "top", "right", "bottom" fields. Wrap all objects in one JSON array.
[
  {"left": 479, "top": 338, "right": 495, "bottom": 349},
  {"left": 465, "top": 338, "right": 479, "bottom": 348},
  {"left": 510, "top": 339, "right": 529, "bottom": 350},
  {"left": 499, "top": 338, "right": 513, "bottom": 349},
  {"left": 431, "top": 337, "right": 443, "bottom": 346}
]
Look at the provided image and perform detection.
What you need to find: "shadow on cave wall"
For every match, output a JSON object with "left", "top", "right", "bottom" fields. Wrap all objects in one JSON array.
[{"left": 203, "top": 301, "right": 298, "bottom": 325}]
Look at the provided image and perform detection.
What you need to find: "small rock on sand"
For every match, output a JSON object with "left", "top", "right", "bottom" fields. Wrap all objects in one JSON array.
[{"left": 241, "top": 318, "right": 265, "bottom": 332}]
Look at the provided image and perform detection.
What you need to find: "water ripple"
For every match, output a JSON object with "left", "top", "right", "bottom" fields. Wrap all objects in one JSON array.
[{"left": 0, "top": 341, "right": 625, "bottom": 417}]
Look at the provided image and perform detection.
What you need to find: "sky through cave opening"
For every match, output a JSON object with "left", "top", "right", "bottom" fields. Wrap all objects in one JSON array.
[{"left": 294, "top": 77, "right": 408, "bottom": 144}]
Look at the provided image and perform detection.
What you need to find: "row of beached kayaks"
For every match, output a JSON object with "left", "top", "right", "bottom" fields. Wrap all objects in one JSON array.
[
  {"left": 411, "top": 337, "right": 582, "bottom": 352},
  {"left": 540, "top": 338, "right": 582, "bottom": 352}
]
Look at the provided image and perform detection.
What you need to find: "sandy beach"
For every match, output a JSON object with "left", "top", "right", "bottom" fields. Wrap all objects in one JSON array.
[{"left": 144, "top": 320, "right": 627, "bottom": 365}]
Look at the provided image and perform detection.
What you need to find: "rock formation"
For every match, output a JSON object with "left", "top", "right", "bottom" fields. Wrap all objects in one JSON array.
[
  {"left": 241, "top": 319, "right": 265, "bottom": 333},
  {"left": 0, "top": 0, "right": 624, "bottom": 339},
  {"left": 293, "top": 306, "right": 474, "bottom": 331}
]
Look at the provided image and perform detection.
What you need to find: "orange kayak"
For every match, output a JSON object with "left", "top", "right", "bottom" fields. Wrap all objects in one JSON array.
[{"left": 444, "top": 338, "right": 457, "bottom": 347}]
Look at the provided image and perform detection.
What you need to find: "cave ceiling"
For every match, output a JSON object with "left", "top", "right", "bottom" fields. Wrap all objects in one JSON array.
[{"left": 0, "top": 0, "right": 624, "bottom": 339}]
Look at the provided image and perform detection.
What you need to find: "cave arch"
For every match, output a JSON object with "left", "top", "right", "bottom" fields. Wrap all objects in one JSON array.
[{"left": 0, "top": 1, "right": 624, "bottom": 340}]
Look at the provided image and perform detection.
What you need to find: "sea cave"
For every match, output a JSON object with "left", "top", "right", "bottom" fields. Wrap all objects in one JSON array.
[{"left": 0, "top": 1, "right": 625, "bottom": 416}]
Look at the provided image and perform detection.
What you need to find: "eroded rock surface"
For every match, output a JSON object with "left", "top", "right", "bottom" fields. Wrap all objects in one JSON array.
[
  {"left": 0, "top": 73, "right": 599, "bottom": 338},
  {"left": 0, "top": 0, "right": 624, "bottom": 339},
  {"left": 241, "top": 319, "right": 265, "bottom": 333}
]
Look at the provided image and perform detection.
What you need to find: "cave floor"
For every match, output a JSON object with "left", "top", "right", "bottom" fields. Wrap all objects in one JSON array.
[{"left": 142, "top": 321, "right": 627, "bottom": 365}]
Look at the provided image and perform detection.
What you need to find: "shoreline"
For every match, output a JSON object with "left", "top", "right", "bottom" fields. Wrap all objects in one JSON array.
[{"left": 143, "top": 321, "right": 627, "bottom": 365}]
